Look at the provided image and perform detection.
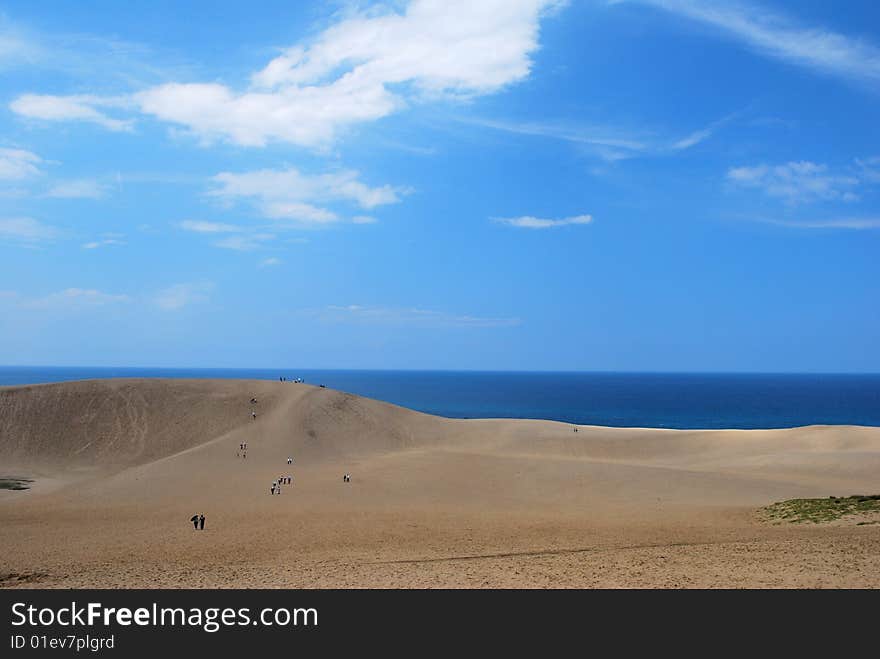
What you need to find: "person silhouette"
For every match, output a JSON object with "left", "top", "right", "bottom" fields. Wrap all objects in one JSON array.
[
  {"left": 199, "top": 514, "right": 205, "bottom": 530},
  {"left": 190, "top": 514, "right": 198, "bottom": 530}
]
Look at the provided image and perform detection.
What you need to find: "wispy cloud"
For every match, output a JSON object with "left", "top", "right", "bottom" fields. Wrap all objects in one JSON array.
[
  {"left": 178, "top": 220, "right": 242, "bottom": 233},
  {"left": 213, "top": 234, "right": 276, "bottom": 251},
  {"left": 493, "top": 214, "right": 593, "bottom": 229},
  {"left": 259, "top": 257, "right": 282, "bottom": 268},
  {"left": 47, "top": 179, "right": 108, "bottom": 199},
  {"left": 0, "top": 217, "right": 58, "bottom": 246},
  {"left": 154, "top": 282, "right": 213, "bottom": 311},
  {"left": 0, "top": 148, "right": 43, "bottom": 180},
  {"left": 82, "top": 234, "right": 125, "bottom": 249},
  {"left": 468, "top": 117, "right": 648, "bottom": 151},
  {"left": 759, "top": 217, "right": 880, "bottom": 230},
  {"left": 629, "top": 0, "right": 880, "bottom": 87},
  {"left": 468, "top": 113, "right": 735, "bottom": 161},
  {"left": 856, "top": 156, "right": 880, "bottom": 184},
  {"left": 307, "top": 304, "right": 522, "bottom": 328},
  {"left": 727, "top": 161, "right": 862, "bottom": 205},
  {"left": 21, "top": 288, "right": 130, "bottom": 309},
  {"left": 352, "top": 215, "right": 378, "bottom": 224},
  {"left": 177, "top": 219, "right": 277, "bottom": 250},
  {"left": 0, "top": 14, "right": 195, "bottom": 85},
  {"left": 11, "top": 94, "right": 134, "bottom": 131},
  {"left": 671, "top": 112, "right": 739, "bottom": 150},
  {"left": 209, "top": 168, "right": 403, "bottom": 225}
]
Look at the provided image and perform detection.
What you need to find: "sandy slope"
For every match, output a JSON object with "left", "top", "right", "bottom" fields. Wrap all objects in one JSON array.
[{"left": 1, "top": 378, "right": 878, "bottom": 588}]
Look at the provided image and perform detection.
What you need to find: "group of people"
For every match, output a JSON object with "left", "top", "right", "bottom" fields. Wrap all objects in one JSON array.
[
  {"left": 236, "top": 441, "right": 248, "bottom": 459},
  {"left": 271, "top": 475, "right": 292, "bottom": 495},
  {"left": 189, "top": 513, "right": 205, "bottom": 530},
  {"left": 343, "top": 473, "right": 352, "bottom": 483}
]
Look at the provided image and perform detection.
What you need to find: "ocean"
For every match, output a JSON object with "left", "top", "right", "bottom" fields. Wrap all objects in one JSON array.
[{"left": 2, "top": 366, "right": 879, "bottom": 430}]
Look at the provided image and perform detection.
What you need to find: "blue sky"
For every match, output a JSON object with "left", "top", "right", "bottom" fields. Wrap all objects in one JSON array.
[{"left": 1, "top": 0, "right": 878, "bottom": 371}]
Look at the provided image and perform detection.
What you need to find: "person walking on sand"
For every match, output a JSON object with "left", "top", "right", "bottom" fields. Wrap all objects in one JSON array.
[
  {"left": 199, "top": 514, "right": 205, "bottom": 530},
  {"left": 190, "top": 514, "right": 199, "bottom": 529},
  {"left": 271, "top": 482, "right": 276, "bottom": 495},
  {"left": 252, "top": 411, "right": 256, "bottom": 420}
]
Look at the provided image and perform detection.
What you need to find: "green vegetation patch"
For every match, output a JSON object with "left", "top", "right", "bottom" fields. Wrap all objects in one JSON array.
[
  {"left": 0, "top": 478, "right": 33, "bottom": 491},
  {"left": 762, "top": 495, "right": 880, "bottom": 524}
]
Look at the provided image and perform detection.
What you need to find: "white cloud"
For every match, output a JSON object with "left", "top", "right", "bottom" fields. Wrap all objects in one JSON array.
[
  {"left": 0, "top": 148, "right": 42, "bottom": 180},
  {"left": 179, "top": 220, "right": 242, "bottom": 233},
  {"left": 135, "top": 79, "right": 396, "bottom": 148},
  {"left": 13, "top": 1, "right": 561, "bottom": 147},
  {"left": 727, "top": 161, "right": 860, "bottom": 204},
  {"left": 47, "top": 179, "right": 107, "bottom": 199},
  {"left": 210, "top": 167, "right": 403, "bottom": 224},
  {"left": 10, "top": 94, "right": 134, "bottom": 131},
  {"left": 309, "top": 304, "right": 521, "bottom": 328},
  {"left": 259, "top": 257, "right": 282, "bottom": 267},
  {"left": 352, "top": 215, "right": 378, "bottom": 224},
  {"left": 154, "top": 282, "right": 213, "bottom": 311},
  {"left": 0, "top": 217, "right": 58, "bottom": 245},
  {"left": 631, "top": 0, "right": 880, "bottom": 87},
  {"left": 493, "top": 214, "right": 593, "bottom": 229},
  {"left": 23, "top": 288, "right": 130, "bottom": 309}
]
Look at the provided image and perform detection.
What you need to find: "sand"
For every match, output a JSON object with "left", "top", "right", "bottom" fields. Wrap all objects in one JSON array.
[{"left": 1, "top": 378, "right": 878, "bottom": 588}]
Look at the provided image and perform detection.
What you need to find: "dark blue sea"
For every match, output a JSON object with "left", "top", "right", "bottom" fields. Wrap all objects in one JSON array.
[{"left": 1, "top": 367, "right": 879, "bottom": 430}]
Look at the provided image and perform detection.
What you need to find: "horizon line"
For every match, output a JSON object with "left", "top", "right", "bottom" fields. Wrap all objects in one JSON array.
[{"left": 2, "top": 364, "right": 879, "bottom": 377}]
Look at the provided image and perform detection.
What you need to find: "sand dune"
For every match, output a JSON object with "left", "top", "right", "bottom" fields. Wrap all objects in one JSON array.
[{"left": 1, "top": 378, "right": 878, "bottom": 588}]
